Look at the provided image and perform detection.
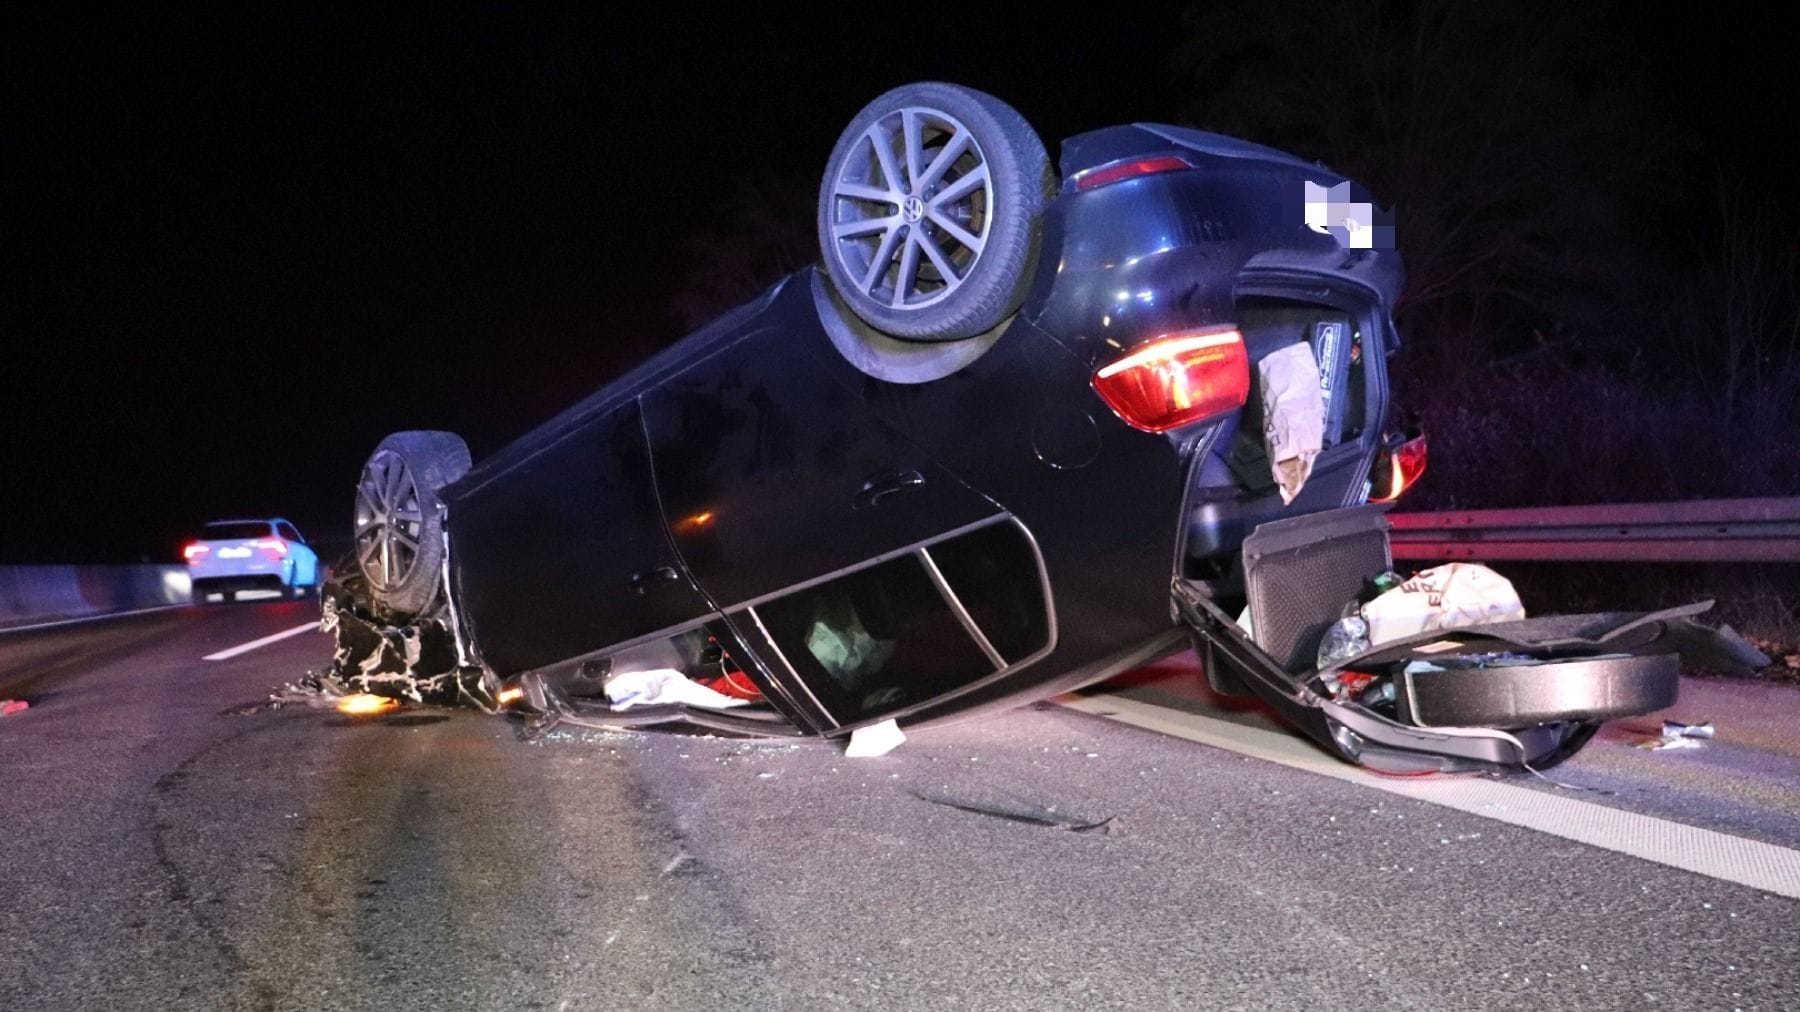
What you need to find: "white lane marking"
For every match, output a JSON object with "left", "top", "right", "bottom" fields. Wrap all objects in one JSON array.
[
  {"left": 203, "top": 622, "right": 321, "bottom": 661},
  {"left": 1060, "top": 691, "right": 1800, "bottom": 900},
  {"left": 0, "top": 604, "right": 190, "bottom": 636}
]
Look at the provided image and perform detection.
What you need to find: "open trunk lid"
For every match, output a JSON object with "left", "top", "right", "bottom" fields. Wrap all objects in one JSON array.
[{"left": 1179, "top": 506, "right": 1766, "bottom": 772}]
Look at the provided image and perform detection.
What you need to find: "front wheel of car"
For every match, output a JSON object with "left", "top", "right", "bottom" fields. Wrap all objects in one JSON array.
[
  {"left": 817, "top": 81, "right": 1054, "bottom": 342},
  {"left": 353, "top": 430, "right": 470, "bottom": 621}
]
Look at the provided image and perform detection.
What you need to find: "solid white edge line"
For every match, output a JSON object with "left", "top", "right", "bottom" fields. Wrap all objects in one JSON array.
[
  {"left": 0, "top": 603, "right": 191, "bottom": 636},
  {"left": 1058, "top": 691, "right": 1800, "bottom": 901},
  {"left": 203, "top": 621, "right": 322, "bottom": 661}
]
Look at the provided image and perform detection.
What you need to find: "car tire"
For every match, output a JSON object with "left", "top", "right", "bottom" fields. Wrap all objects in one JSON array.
[
  {"left": 817, "top": 82, "right": 1054, "bottom": 342},
  {"left": 353, "top": 430, "right": 471, "bottom": 621}
]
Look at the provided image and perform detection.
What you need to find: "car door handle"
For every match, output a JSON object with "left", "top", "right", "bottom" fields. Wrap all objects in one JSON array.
[
  {"left": 854, "top": 469, "right": 926, "bottom": 510},
  {"left": 629, "top": 566, "right": 681, "bottom": 595}
]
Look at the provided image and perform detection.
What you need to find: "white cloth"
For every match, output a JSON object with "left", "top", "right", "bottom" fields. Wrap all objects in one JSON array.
[{"left": 603, "top": 668, "right": 749, "bottom": 710}]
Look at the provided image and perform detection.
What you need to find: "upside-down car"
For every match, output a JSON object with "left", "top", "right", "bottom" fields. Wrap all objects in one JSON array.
[{"left": 323, "top": 82, "right": 1759, "bottom": 772}]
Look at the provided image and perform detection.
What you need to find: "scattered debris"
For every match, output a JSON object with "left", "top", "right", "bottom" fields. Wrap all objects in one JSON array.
[
  {"left": 1640, "top": 720, "right": 1716, "bottom": 751},
  {"left": 1, "top": 699, "right": 28, "bottom": 717},
  {"left": 267, "top": 671, "right": 353, "bottom": 710},
  {"left": 844, "top": 718, "right": 906, "bottom": 757},
  {"left": 1664, "top": 719, "right": 1715, "bottom": 740}
]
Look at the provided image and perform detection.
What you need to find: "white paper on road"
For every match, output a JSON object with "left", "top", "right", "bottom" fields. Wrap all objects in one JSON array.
[
  {"left": 603, "top": 668, "right": 749, "bottom": 710},
  {"left": 845, "top": 718, "right": 906, "bottom": 757}
]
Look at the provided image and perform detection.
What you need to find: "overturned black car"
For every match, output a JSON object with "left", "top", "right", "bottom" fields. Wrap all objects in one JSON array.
[{"left": 324, "top": 82, "right": 1760, "bottom": 772}]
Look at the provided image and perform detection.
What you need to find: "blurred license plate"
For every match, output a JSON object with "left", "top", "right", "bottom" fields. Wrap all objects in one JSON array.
[{"left": 218, "top": 547, "right": 253, "bottom": 558}]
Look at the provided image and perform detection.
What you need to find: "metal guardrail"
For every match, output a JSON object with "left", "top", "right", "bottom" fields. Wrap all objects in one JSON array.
[{"left": 1386, "top": 497, "right": 1800, "bottom": 563}]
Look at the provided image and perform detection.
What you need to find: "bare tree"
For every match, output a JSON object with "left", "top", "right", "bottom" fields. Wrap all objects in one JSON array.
[
  {"left": 1168, "top": 0, "right": 1676, "bottom": 377},
  {"left": 1700, "top": 176, "right": 1800, "bottom": 413}
]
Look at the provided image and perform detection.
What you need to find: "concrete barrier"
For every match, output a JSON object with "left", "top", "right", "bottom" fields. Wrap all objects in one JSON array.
[{"left": 0, "top": 565, "right": 192, "bottom": 629}]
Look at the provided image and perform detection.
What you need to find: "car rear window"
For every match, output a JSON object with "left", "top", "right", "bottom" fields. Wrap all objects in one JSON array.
[{"left": 202, "top": 522, "right": 273, "bottom": 541}]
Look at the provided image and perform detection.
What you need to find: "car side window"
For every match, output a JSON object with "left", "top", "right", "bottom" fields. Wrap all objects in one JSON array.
[
  {"left": 747, "top": 519, "right": 1052, "bottom": 725},
  {"left": 277, "top": 522, "right": 303, "bottom": 543}
]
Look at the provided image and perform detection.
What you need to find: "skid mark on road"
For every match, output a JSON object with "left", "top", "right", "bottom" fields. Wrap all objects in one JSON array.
[{"left": 1062, "top": 691, "right": 1800, "bottom": 900}]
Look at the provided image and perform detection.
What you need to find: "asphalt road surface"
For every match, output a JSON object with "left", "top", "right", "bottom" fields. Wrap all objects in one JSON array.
[{"left": 2, "top": 602, "right": 1797, "bottom": 1011}]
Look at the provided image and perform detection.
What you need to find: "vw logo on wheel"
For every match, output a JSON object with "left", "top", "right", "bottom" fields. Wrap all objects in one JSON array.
[{"left": 901, "top": 194, "right": 926, "bottom": 223}]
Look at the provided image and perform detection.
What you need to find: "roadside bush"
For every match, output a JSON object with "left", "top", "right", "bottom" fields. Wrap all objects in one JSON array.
[{"left": 1396, "top": 353, "right": 1800, "bottom": 510}]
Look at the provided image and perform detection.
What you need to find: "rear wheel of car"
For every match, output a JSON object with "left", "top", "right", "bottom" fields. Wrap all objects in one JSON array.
[
  {"left": 353, "top": 430, "right": 470, "bottom": 621},
  {"left": 817, "top": 82, "right": 1054, "bottom": 342}
]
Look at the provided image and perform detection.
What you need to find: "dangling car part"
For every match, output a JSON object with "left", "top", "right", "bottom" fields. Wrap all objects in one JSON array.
[
  {"left": 327, "top": 82, "right": 1762, "bottom": 771},
  {"left": 1179, "top": 506, "right": 1761, "bottom": 773}
]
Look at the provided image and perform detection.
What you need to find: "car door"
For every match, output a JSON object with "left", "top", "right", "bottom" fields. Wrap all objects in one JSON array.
[
  {"left": 642, "top": 324, "right": 1003, "bottom": 607},
  {"left": 444, "top": 399, "right": 715, "bottom": 676},
  {"left": 642, "top": 319, "right": 1032, "bottom": 727}
]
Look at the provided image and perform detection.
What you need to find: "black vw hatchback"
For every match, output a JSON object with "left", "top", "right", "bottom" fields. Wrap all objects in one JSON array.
[{"left": 328, "top": 83, "right": 1750, "bottom": 772}]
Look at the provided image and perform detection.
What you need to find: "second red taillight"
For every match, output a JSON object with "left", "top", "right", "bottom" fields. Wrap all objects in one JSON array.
[
  {"left": 1370, "top": 432, "right": 1428, "bottom": 502},
  {"left": 254, "top": 539, "right": 289, "bottom": 561},
  {"left": 182, "top": 543, "right": 209, "bottom": 563},
  {"left": 1092, "top": 329, "right": 1251, "bottom": 432}
]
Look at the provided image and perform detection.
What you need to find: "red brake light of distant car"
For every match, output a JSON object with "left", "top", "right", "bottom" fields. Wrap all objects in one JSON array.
[
  {"left": 254, "top": 539, "right": 289, "bottom": 560},
  {"left": 1370, "top": 432, "right": 1429, "bottom": 502},
  {"left": 1074, "top": 154, "right": 1194, "bottom": 191},
  {"left": 182, "top": 542, "right": 210, "bottom": 563},
  {"left": 1092, "top": 329, "right": 1250, "bottom": 432}
]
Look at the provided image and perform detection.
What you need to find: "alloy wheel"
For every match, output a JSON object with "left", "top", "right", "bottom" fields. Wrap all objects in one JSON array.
[
  {"left": 826, "top": 105, "right": 993, "bottom": 312},
  {"left": 353, "top": 449, "right": 426, "bottom": 592}
]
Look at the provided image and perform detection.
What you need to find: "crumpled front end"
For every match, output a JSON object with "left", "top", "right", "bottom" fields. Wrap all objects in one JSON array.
[{"left": 315, "top": 562, "right": 497, "bottom": 709}]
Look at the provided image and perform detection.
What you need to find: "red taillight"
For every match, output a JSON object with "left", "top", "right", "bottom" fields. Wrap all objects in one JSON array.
[
  {"left": 254, "top": 539, "right": 289, "bottom": 560},
  {"left": 182, "top": 543, "right": 209, "bottom": 563},
  {"left": 1370, "top": 432, "right": 1428, "bottom": 502},
  {"left": 1092, "top": 329, "right": 1250, "bottom": 432},
  {"left": 1074, "top": 154, "right": 1194, "bottom": 191}
]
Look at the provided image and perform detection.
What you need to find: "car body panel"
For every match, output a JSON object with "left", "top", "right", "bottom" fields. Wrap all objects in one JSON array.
[
  {"left": 643, "top": 317, "right": 1004, "bottom": 610},
  {"left": 444, "top": 400, "right": 715, "bottom": 676}
]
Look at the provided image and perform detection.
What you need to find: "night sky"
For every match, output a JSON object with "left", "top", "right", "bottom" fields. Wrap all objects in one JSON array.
[{"left": 3, "top": 5, "right": 1787, "bottom": 563}]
